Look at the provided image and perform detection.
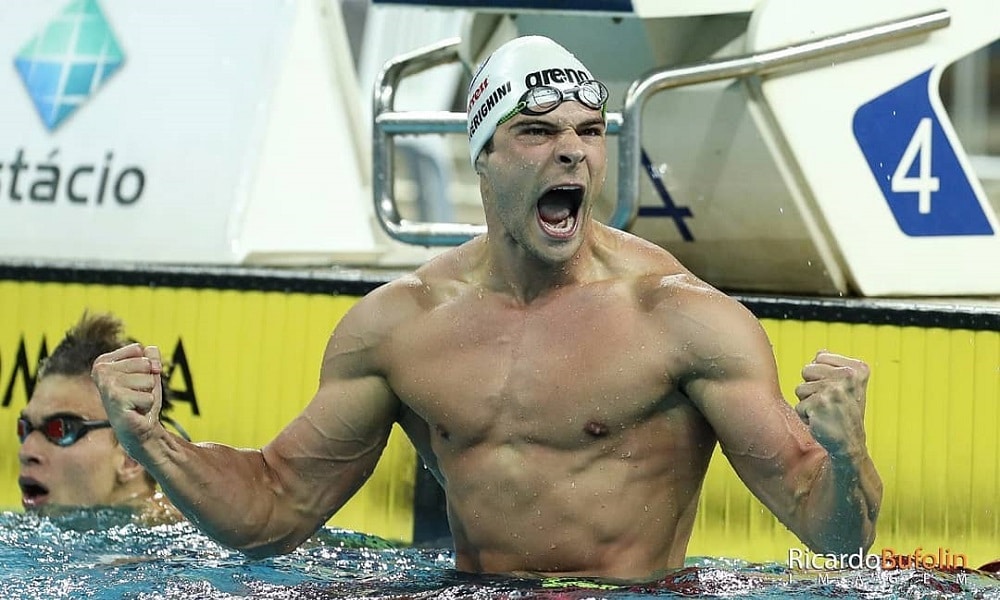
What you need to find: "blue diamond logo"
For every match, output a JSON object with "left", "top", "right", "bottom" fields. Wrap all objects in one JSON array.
[{"left": 14, "top": 0, "right": 125, "bottom": 131}]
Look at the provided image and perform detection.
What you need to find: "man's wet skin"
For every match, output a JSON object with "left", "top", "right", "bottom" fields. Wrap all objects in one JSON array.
[{"left": 387, "top": 228, "right": 729, "bottom": 580}]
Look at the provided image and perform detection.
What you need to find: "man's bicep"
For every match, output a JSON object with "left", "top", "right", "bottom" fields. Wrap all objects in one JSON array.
[
  {"left": 683, "top": 323, "right": 824, "bottom": 523},
  {"left": 245, "top": 283, "right": 414, "bottom": 547},
  {"left": 262, "top": 372, "right": 400, "bottom": 524},
  {"left": 695, "top": 374, "right": 815, "bottom": 471},
  {"left": 276, "top": 287, "right": 407, "bottom": 467}
]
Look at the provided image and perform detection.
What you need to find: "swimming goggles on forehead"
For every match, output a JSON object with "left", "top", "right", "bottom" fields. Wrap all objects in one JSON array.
[
  {"left": 17, "top": 415, "right": 112, "bottom": 447},
  {"left": 519, "top": 79, "right": 609, "bottom": 116}
]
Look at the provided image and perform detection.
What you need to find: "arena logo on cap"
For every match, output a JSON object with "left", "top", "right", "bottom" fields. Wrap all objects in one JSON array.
[
  {"left": 468, "top": 81, "right": 513, "bottom": 138},
  {"left": 524, "top": 67, "right": 591, "bottom": 88}
]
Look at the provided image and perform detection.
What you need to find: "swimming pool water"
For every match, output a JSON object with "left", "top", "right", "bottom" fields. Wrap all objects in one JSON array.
[{"left": 1, "top": 510, "right": 997, "bottom": 599}]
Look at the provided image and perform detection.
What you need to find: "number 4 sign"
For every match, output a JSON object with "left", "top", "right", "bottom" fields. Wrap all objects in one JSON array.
[{"left": 853, "top": 69, "right": 994, "bottom": 237}]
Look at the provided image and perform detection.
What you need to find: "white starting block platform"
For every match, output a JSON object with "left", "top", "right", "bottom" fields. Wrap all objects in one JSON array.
[{"left": 1, "top": 0, "right": 997, "bottom": 297}]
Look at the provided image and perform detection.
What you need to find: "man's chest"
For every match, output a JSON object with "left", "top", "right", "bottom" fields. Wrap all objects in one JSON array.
[{"left": 383, "top": 293, "right": 683, "bottom": 447}]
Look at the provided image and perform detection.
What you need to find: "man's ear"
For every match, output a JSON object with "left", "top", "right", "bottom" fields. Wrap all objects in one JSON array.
[{"left": 116, "top": 453, "right": 146, "bottom": 484}]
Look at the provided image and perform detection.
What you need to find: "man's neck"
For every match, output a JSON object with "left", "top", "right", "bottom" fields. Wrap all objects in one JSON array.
[{"left": 481, "top": 230, "right": 603, "bottom": 305}]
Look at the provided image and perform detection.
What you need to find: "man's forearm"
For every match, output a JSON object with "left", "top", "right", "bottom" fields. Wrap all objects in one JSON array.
[
  {"left": 135, "top": 430, "right": 306, "bottom": 556},
  {"left": 804, "top": 451, "right": 883, "bottom": 554}
]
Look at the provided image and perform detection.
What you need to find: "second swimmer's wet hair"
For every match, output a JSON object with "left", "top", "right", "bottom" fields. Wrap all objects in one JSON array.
[{"left": 37, "top": 311, "right": 178, "bottom": 421}]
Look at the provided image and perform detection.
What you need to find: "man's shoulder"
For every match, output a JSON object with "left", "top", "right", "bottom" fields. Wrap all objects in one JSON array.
[
  {"left": 608, "top": 234, "right": 716, "bottom": 296},
  {"left": 616, "top": 244, "right": 745, "bottom": 321},
  {"left": 632, "top": 270, "right": 731, "bottom": 314},
  {"left": 603, "top": 227, "right": 693, "bottom": 277},
  {"left": 361, "top": 247, "right": 474, "bottom": 315}
]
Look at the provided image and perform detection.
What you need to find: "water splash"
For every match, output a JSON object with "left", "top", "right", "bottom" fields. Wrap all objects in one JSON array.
[{"left": 1, "top": 511, "right": 998, "bottom": 599}]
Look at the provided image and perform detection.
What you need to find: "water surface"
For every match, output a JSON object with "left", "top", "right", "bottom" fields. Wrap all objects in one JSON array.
[{"left": 1, "top": 511, "right": 996, "bottom": 599}]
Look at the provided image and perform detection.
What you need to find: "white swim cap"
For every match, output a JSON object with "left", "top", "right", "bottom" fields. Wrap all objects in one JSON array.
[{"left": 466, "top": 36, "right": 597, "bottom": 168}]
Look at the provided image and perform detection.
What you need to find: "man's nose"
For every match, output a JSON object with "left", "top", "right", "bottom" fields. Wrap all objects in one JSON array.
[
  {"left": 18, "top": 432, "right": 45, "bottom": 465},
  {"left": 555, "top": 132, "right": 586, "bottom": 167}
]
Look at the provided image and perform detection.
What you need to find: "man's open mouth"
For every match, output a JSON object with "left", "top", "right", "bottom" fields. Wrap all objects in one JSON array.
[
  {"left": 537, "top": 186, "right": 583, "bottom": 239},
  {"left": 19, "top": 477, "right": 50, "bottom": 508}
]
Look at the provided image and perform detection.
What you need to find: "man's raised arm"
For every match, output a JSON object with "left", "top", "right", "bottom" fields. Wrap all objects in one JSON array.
[
  {"left": 678, "top": 291, "right": 882, "bottom": 554},
  {"left": 91, "top": 302, "right": 401, "bottom": 557},
  {"left": 789, "top": 351, "right": 882, "bottom": 552}
]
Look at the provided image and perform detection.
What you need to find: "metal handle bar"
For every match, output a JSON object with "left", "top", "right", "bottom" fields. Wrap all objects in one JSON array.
[
  {"left": 373, "top": 39, "right": 482, "bottom": 246},
  {"left": 614, "top": 8, "right": 950, "bottom": 229}
]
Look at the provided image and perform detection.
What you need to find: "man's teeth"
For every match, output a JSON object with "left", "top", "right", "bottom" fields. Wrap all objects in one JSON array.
[{"left": 544, "top": 215, "right": 575, "bottom": 232}]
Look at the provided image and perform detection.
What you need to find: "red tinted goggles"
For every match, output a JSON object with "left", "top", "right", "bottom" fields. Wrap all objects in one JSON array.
[{"left": 17, "top": 415, "right": 112, "bottom": 447}]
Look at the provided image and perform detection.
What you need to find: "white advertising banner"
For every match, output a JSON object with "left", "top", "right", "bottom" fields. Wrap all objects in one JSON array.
[{"left": 0, "top": 0, "right": 379, "bottom": 264}]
